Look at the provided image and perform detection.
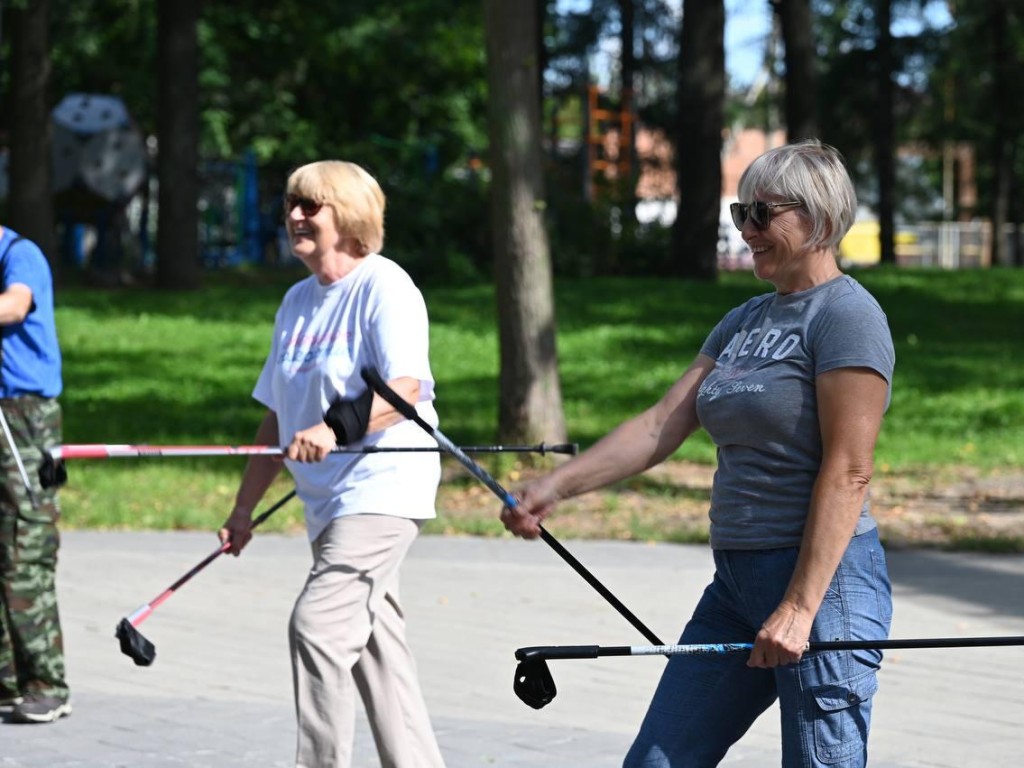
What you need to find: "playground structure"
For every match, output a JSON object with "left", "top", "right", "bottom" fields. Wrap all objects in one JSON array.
[
  {"left": 48, "top": 93, "right": 147, "bottom": 276},
  {"left": 0, "top": 92, "right": 279, "bottom": 276},
  {"left": 195, "top": 149, "right": 282, "bottom": 269}
]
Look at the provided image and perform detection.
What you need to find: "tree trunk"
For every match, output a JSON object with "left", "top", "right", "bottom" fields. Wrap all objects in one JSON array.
[
  {"left": 773, "top": 0, "right": 818, "bottom": 141},
  {"left": 670, "top": 0, "right": 724, "bottom": 280},
  {"left": 875, "top": 0, "right": 896, "bottom": 266},
  {"left": 989, "top": 0, "right": 1011, "bottom": 266},
  {"left": 155, "top": 0, "right": 202, "bottom": 290},
  {"left": 484, "top": 0, "right": 567, "bottom": 444},
  {"left": 7, "top": 0, "right": 57, "bottom": 272},
  {"left": 619, "top": 0, "right": 639, "bottom": 222}
]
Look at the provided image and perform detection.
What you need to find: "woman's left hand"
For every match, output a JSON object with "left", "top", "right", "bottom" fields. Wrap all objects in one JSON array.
[
  {"left": 287, "top": 422, "right": 338, "bottom": 462},
  {"left": 747, "top": 601, "right": 813, "bottom": 668}
]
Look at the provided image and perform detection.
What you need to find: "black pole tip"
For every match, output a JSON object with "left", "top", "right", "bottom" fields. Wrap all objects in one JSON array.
[
  {"left": 115, "top": 618, "right": 156, "bottom": 666},
  {"left": 513, "top": 658, "right": 557, "bottom": 709}
]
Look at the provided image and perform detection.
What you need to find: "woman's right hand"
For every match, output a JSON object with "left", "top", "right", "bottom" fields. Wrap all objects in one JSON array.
[
  {"left": 500, "top": 475, "right": 562, "bottom": 539},
  {"left": 219, "top": 507, "right": 254, "bottom": 556},
  {"left": 287, "top": 422, "right": 338, "bottom": 462}
]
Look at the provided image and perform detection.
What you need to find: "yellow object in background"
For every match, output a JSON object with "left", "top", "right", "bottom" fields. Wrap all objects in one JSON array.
[
  {"left": 840, "top": 221, "right": 919, "bottom": 266},
  {"left": 840, "top": 221, "right": 882, "bottom": 265}
]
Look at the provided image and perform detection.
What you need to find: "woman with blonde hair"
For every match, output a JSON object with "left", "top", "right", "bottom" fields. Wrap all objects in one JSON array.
[{"left": 221, "top": 160, "right": 446, "bottom": 768}]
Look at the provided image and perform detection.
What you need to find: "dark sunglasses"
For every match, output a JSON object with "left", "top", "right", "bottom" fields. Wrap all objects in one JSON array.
[
  {"left": 284, "top": 194, "right": 324, "bottom": 217},
  {"left": 730, "top": 200, "right": 802, "bottom": 231}
]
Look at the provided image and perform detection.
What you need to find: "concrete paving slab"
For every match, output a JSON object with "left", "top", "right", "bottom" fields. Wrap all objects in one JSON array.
[{"left": 2, "top": 532, "right": 1023, "bottom": 767}]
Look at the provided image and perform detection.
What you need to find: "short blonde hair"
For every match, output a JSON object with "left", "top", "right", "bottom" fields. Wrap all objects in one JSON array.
[
  {"left": 737, "top": 139, "right": 857, "bottom": 253},
  {"left": 286, "top": 160, "right": 386, "bottom": 255}
]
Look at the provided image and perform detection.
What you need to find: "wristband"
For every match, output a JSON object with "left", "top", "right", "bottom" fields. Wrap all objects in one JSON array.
[{"left": 324, "top": 387, "right": 374, "bottom": 445}]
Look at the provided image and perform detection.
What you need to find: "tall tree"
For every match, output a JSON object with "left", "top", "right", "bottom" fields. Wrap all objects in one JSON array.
[
  {"left": 7, "top": 0, "right": 57, "bottom": 269},
  {"left": 155, "top": 0, "right": 201, "bottom": 289},
  {"left": 772, "top": 0, "right": 818, "bottom": 141},
  {"left": 875, "top": 0, "right": 896, "bottom": 265},
  {"left": 618, "top": 0, "right": 639, "bottom": 223},
  {"left": 483, "top": 0, "right": 567, "bottom": 444},
  {"left": 670, "top": 0, "right": 724, "bottom": 280},
  {"left": 989, "top": 0, "right": 1015, "bottom": 266}
]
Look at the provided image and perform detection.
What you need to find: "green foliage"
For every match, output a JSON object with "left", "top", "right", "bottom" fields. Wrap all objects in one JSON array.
[
  {"left": 385, "top": 171, "right": 492, "bottom": 287},
  {"left": 8, "top": 1, "right": 1024, "bottom": 283},
  {"left": 544, "top": 156, "right": 676, "bottom": 277},
  {"left": 53, "top": 267, "right": 1024, "bottom": 531},
  {"left": 812, "top": 1, "right": 952, "bottom": 213},
  {"left": 46, "top": 1, "right": 158, "bottom": 129},
  {"left": 36, "top": 0, "right": 488, "bottom": 173},
  {"left": 18, "top": 0, "right": 492, "bottom": 284}
]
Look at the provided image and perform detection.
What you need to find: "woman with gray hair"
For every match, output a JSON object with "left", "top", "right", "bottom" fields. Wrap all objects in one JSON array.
[
  {"left": 501, "top": 140, "right": 895, "bottom": 767},
  {"left": 220, "top": 160, "right": 446, "bottom": 767}
]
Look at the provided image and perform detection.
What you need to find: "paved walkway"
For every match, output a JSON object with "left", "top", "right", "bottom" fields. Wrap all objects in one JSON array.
[{"left": 3, "top": 531, "right": 1024, "bottom": 767}]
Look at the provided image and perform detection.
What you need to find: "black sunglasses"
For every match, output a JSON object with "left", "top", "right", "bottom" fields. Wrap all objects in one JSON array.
[
  {"left": 730, "top": 200, "right": 802, "bottom": 231},
  {"left": 284, "top": 194, "right": 324, "bottom": 217}
]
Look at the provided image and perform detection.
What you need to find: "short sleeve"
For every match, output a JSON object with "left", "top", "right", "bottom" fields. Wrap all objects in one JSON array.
[
  {"left": 812, "top": 294, "right": 895, "bottom": 384},
  {"left": 363, "top": 265, "right": 434, "bottom": 401},
  {"left": 3, "top": 238, "right": 48, "bottom": 301}
]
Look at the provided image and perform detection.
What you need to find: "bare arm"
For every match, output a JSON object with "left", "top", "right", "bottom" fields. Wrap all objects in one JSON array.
[
  {"left": 286, "top": 376, "right": 422, "bottom": 462},
  {"left": 501, "top": 354, "right": 717, "bottom": 538},
  {"left": 365, "top": 376, "right": 422, "bottom": 433},
  {"left": 749, "top": 367, "right": 889, "bottom": 667},
  {"left": 219, "top": 409, "right": 284, "bottom": 555},
  {"left": 0, "top": 284, "right": 33, "bottom": 325}
]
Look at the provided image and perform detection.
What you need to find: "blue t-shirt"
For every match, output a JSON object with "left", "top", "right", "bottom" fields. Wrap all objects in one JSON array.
[
  {"left": 696, "top": 275, "right": 894, "bottom": 550},
  {"left": 0, "top": 228, "right": 63, "bottom": 398}
]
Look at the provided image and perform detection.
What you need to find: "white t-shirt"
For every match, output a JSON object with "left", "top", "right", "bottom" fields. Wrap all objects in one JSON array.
[{"left": 253, "top": 253, "right": 441, "bottom": 541}]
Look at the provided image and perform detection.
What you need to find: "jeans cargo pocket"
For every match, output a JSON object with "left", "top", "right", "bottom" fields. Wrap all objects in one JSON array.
[{"left": 811, "top": 668, "right": 878, "bottom": 765}]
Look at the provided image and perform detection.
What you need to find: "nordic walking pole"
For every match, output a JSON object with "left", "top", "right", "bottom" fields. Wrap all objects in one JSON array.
[
  {"left": 115, "top": 489, "right": 297, "bottom": 667},
  {"left": 360, "top": 367, "right": 665, "bottom": 647},
  {"left": 48, "top": 442, "right": 578, "bottom": 460},
  {"left": 518, "top": 634, "right": 1024, "bottom": 661},
  {"left": 40, "top": 442, "right": 578, "bottom": 489},
  {"left": 0, "top": 404, "right": 39, "bottom": 508},
  {"left": 512, "top": 635, "right": 1024, "bottom": 709}
]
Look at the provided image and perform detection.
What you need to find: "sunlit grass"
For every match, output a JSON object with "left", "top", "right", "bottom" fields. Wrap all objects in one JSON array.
[{"left": 55, "top": 266, "right": 1024, "bottom": 531}]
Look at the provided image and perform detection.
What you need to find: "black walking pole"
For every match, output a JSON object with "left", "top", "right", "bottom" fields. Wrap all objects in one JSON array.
[
  {"left": 360, "top": 367, "right": 665, "bottom": 648},
  {"left": 115, "top": 490, "right": 297, "bottom": 666},
  {"left": 511, "top": 635, "right": 1024, "bottom": 708}
]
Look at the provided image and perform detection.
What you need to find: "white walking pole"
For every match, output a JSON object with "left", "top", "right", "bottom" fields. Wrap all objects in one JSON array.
[{"left": 0, "top": 404, "right": 39, "bottom": 508}]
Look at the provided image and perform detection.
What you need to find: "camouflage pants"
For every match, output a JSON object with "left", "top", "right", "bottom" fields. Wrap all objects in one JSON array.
[{"left": 0, "top": 396, "right": 67, "bottom": 701}]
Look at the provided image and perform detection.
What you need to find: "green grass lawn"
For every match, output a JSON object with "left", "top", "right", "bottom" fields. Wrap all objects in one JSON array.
[{"left": 53, "top": 266, "right": 1024, "bottom": 534}]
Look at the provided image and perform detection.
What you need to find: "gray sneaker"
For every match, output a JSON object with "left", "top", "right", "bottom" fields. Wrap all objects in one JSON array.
[
  {"left": 11, "top": 695, "right": 72, "bottom": 723},
  {"left": 0, "top": 693, "right": 22, "bottom": 707}
]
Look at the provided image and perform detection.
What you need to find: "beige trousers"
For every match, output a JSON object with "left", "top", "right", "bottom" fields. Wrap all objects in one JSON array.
[{"left": 290, "top": 514, "right": 445, "bottom": 768}]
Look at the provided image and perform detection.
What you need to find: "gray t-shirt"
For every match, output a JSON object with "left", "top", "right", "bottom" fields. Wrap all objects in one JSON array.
[{"left": 696, "top": 275, "right": 895, "bottom": 550}]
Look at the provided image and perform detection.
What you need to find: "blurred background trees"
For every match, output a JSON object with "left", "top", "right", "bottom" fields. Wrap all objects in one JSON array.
[
  {"left": 1, "top": 0, "right": 1020, "bottom": 448},
  {"left": 3, "top": 0, "right": 1018, "bottom": 287}
]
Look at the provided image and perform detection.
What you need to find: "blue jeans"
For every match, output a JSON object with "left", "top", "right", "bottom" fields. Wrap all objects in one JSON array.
[{"left": 623, "top": 528, "right": 892, "bottom": 768}]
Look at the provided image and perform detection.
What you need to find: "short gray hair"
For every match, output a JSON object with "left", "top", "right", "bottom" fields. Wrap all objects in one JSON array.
[{"left": 737, "top": 139, "right": 857, "bottom": 253}]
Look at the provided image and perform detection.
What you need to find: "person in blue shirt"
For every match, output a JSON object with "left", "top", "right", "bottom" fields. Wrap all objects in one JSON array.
[{"left": 0, "top": 225, "right": 69, "bottom": 724}]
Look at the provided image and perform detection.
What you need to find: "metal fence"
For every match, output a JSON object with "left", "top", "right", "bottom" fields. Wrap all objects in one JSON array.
[
  {"left": 895, "top": 222, "right": 990, "bottom": 269},
  {"left": 716, "top": 218, "right": 1023, "bottom": 271}
]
